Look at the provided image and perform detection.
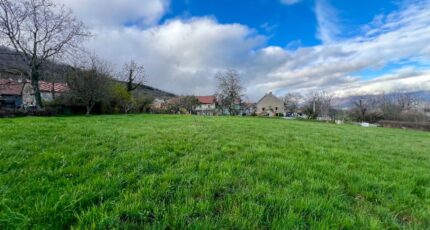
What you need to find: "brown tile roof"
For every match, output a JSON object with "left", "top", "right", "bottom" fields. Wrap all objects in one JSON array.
[
  {"left": 38, "top": 81, "right": 68, "bottom": 93},
  {"left": 0, "top": 79, "right": 23, "bottom": 95},
  {"left": 0, "top": 79, "right": 68, "bottom": 95},
  {"left": 196, "top": 96, "right": 216, "bottom": 104}
]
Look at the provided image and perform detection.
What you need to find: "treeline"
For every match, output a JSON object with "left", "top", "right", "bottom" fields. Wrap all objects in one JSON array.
[
  {"left": 48, "top": 56, "right": 155, "bottom": 115},
  {"left": 283, "top": 91, "right": 429, "bottom": 123}
]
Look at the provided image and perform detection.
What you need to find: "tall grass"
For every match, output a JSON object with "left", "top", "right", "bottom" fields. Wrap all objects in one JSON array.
[{"left": 0, "top": 115, "right": 429, "bottom": 229}]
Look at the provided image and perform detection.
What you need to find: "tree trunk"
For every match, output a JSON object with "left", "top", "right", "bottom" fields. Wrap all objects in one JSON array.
[
  {"left": 312, "top": 99, "right": 316, "bottom": 115},
  {"left": 30, "top": 66, "right": 43, "bottom": 108},
  {"left": 86, "top": 102, "right": 94, "bottom": 116},
  {"left": 51, "top": 81, "right": 55, "bottom": 100},
  {"left": 86, "top": 106, "right": 92, "bottom": 116},
  {"left": 127, "top": 70, "right": 133, "bottom": 92}
]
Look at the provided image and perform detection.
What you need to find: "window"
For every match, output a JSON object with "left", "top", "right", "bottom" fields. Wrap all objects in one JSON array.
[
  {"left": 262, "top": 107, "right": 265, "bottom": 111},
  {"left": 275, "top": 107, "right": 278, "bottom": 111}
]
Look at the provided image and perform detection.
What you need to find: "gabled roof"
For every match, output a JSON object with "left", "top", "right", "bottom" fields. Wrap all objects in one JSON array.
[
  {"left": 196, "top": 96, "right": 216, "bottom": 104},
  {"left": 257, "top": 92, "right": 283, "bottom": 104}
]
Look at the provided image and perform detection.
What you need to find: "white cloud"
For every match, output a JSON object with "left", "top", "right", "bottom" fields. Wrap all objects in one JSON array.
[
  {"left": 328, "top": 68, "right": 430, "bottom": 97},
  {"left": 57, "top": 0, "right": 170, "bottom": 28},
  {"left": 85, "top": 17, "right": 265, "bottom": 95},
  {"left": 251, "top": 0, "right": 430, "bottom": 99},
  {"left": 280, "top": 0, "right": 303, "bottom": 5},
  {"left": 315, "top": 0, "right": 341, "bottom": 43},
  {"left": 58, "top": 0, "right": 430, "bottom": 100}
]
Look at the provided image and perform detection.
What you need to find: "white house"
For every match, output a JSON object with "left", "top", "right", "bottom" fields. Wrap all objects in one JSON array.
[{"left": 195, "top": 96, "right": 216, "bottom": 115}]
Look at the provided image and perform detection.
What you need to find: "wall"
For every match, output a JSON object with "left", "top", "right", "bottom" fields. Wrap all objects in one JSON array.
[
  {"left": 195, "top": 103, "right": 216, "bottom": 111},
  {"left": 22, "top": 83, "right": 57, "bottom": 107},
  {"left": 256, "top": 93, "right": 285, "bottom": 116},
  {"left": 22, "top": 83, "right": 35, "bottom": 107},
  {"left": 195, "top": 103, "right": 216, "bottom": 115}
]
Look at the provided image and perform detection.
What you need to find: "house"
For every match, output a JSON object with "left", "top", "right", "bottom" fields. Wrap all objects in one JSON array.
[
  {"left": 256, "top": 92, "right": 285, "bottom": 116},
  {"left": 240, "top": 102, "right": 256, "bottom": 116},
  {"left": 151, "top": 98, "right": 166, "bottom": 110},
  {"left": 0, "top": 79, "right": 68, "bottom": 109},
  {"left": 0, "top": 79, "right": 23, "bottom": 109},
  {"left": 195, "top": 96, "right": 217, "bottom": 115},
  {"left": 22, "top": 81, "right": 68, "bottom": 106}
]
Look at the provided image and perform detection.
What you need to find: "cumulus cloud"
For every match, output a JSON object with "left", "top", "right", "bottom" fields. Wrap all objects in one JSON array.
[
  {"left": 58, "top": 0, "right": 430, "bottom": 100},
  {"left": 85, "top": 17, "right": 265, "bottom": 95},
  {"left": 320, "top": 68, "right": 430, "bottom": 97},
  {"left": 251, "top": 0, "right": 430, "bottom": 98},
  {"left": 57, "top": 0, "right": 170, "bottom": 28}
]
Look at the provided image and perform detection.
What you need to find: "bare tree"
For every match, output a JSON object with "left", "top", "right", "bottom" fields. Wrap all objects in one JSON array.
[
  {"left": 164, "top": 96, "right": 198, "bottom": 114},
  {"left": 283, "top": 92, "right": 302, "bottom": 113},
  {"left": 376, "top": 92, "right": 426, "bottom": 122},
  {"left": 319, "top": 91, "right": 333, "bottom": 118},
  {"left": 179, "top": 96, "right": 199, "bottom": 114},
  {"left": 120, "top": 60, "right": 146, "bottom": 92},
  {"left": 395, "top": 92, "right": 417, "bottom": 110},
  {"left": 346, "top": 92, "right": 427, "bottom": 123},
  {"left": 215, "top": 69, "right": 244, "bottom": 115},
  {"left": 352, "top": 97, "right": 369, "bottom": 122},
  {"left": 66, "top": 56, "right": 112, "bottom": 115},
  {"left": 303, "top": 91, "right": 333, "bottom": 119},
  {"left": 0, "top": 0, "right": 88, "bottom": 108}
]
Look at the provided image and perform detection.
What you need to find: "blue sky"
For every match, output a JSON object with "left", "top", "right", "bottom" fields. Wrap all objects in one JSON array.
[
  {"left": 166, "top": 0, "right": 398, "bottom": 47},
  {"left": 59, "top": 0, "right": 430, "bottom": 100}
]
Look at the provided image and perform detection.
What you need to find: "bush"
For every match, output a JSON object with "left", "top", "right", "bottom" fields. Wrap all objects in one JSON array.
[{"left": 379, "top": 120, "right": 430, "bottom": 131}]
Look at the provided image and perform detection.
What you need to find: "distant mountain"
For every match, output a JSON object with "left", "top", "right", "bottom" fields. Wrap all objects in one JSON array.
[
  {"left": 413, "top": 91, "right": 430, "bottom": 101},
  {"left": 132, "top": 84, "right": 176, "bottom": 99},
  {"left": 0, "top": 46, "right": 28, "bottom": 77},
  {"left": 0, "top": 46, "right": 175, "bottom": 99},
  {"left": 332, "top": 91, "right": 430, "bottom": 109}
]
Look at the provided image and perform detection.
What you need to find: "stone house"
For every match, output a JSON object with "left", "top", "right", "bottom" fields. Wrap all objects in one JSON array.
[
  {"left": 22, "top": 81, "right": 68, "bottom": 107},
  {"left": 0, "top": 79, "right": 68, "bottom": 109},
  {"left": 256, "top": 92, "right": 285, "bottom": 116}
]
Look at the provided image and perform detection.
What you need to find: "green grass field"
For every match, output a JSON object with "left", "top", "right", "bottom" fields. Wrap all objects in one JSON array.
[{"left": 0, "top": 115, "right": 429, "bottom": 229}]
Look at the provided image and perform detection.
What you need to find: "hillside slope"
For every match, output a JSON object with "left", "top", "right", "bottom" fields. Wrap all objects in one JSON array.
[{"left": 0, "top": 46, "right": 175, "bottom": 99}]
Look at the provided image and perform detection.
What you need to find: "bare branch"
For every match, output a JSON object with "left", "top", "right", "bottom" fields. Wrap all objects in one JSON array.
[
  {"left": 215, "top": 69, "right": 244, "bottom": 115},
  {"left": 66, "top": 55, "right": 113, "bottom": 115},
  {"left": 119, "top": 60, "right": 147, "bottom": 92},
  {"left": 0, "top": 0, "right": 89, "bottom": 107}
]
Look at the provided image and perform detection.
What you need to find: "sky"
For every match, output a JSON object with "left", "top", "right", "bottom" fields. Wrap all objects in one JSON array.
[{"left": 57, "top": 0, "right": 430, "bottom": 100}]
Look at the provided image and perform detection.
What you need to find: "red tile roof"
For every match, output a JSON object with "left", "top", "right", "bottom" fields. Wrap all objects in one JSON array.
[
  {"left": 38, "top": 81, "right": 68, "bottom": 93},
  {"left": 0, "top": 79, "right": 68, "bottom": 95},
  {"left": 196, "top": 96, "right": 215, "bottom": 104},
  {"left": 0, "top": 79, "right": 23, "bottom": 95}
]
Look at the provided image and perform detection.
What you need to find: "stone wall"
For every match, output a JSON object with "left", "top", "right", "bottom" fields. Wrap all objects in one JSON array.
[{"left": 256, "top": 93, "right": 285, "bottom": 116}]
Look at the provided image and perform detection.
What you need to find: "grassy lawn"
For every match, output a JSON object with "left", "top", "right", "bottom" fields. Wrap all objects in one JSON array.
[{"left": 0, "top": 115, "right": 429, "bottom": 229}]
